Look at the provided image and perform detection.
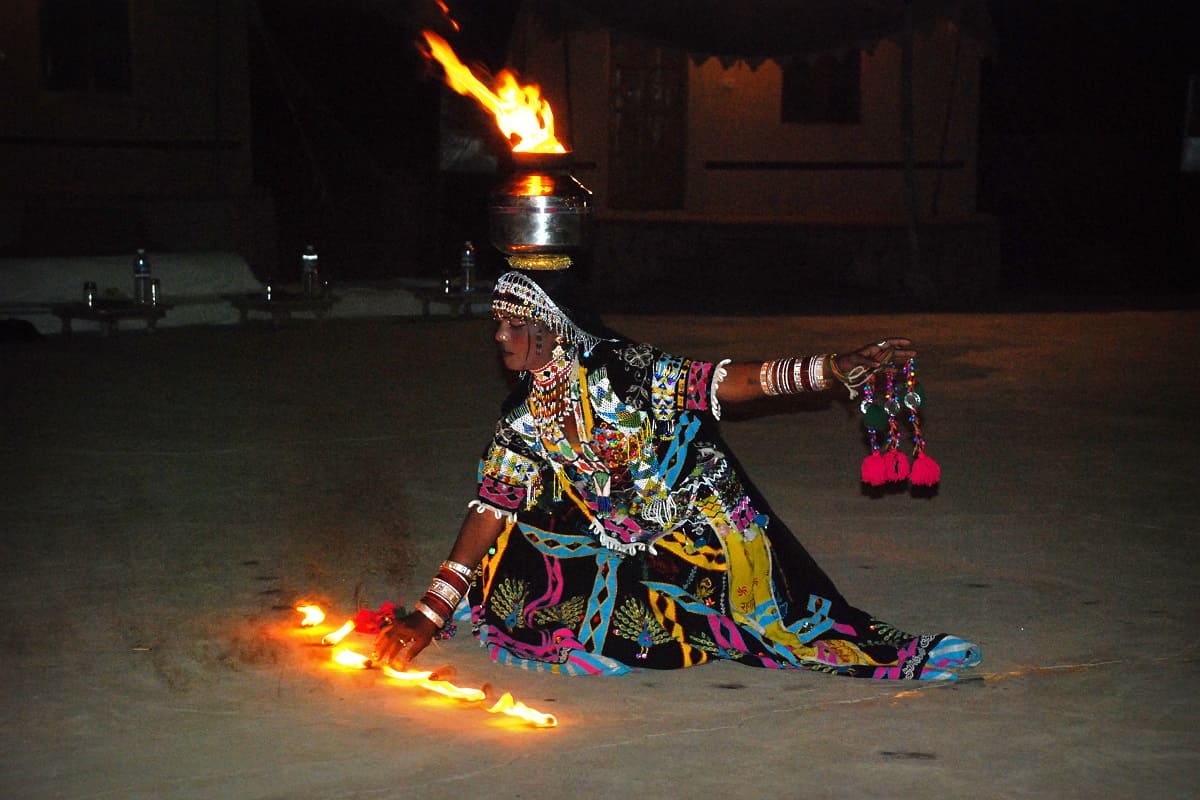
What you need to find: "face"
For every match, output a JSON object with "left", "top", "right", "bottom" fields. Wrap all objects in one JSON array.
[{"left": 494, "top": 316, "right": 556, "bottom": 373}]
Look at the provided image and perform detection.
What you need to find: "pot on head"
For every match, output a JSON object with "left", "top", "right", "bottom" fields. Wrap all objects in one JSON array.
[{"left": 489, "top": 153, "right": 591, "bottom": 261}]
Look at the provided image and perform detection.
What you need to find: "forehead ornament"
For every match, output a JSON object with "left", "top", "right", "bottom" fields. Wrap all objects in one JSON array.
[{"left": 492, "top": 271, "right": 600, "bottom": 355}]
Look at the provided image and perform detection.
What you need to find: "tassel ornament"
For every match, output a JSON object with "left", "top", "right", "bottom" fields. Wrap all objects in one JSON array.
[
  {"left": 861, "top": 451, "right": 888, "bottom": 486},
  {"left": 856, "top": 356, "right": 940, "bottom": 491}
]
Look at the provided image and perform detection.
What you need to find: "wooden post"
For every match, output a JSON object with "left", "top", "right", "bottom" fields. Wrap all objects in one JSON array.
[{"left": 900, "top": 1, "right": 921, "bottom": 293}]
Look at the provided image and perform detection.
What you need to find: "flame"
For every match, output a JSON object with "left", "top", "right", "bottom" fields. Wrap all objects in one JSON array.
[
  {"left": 517, "top": 175, "right": 554, "bottom": 196},
  {"left": 296, "top": 604, "right": 325, "bottom": 627},
  {"left": 435, "top": 1, "right": 460, "bottom": 32},
  {"left": 486, "top": 692, "right": 558, "bottom": 728},
  {"left": 321, "top": 619, "right": 356, "bottom": 646},
  {"left": 421, "top": 30, "right": 566, "bottom": 153},
  {"left": 297, "top": 602, "right": 560, "bottom": 727},
  {"left": 382, "top": 665, "right": 486, "bottom": 702},
  {"left": 332, "top": 648, "right": 372, "bottom": 669}
]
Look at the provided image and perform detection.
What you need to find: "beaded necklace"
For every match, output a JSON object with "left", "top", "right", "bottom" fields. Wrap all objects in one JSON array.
[{"left": 528, "top": 350, "right": 578, "bottom": 441}]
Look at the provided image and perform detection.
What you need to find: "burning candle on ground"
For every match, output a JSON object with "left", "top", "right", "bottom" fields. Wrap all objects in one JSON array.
[
  {"left": 381, "top": 665, "right": 486, "bottom": 702},
  {"left": 294, "top": 604, "right": 559, "bottom": 728},
  {"left": 295, "top": 604, "right": 325, "bottom": 627},
  {"left": 332, "top": 647, "right": 372, "bottom": 670},
  {"left": 486, "top": 692, "right": 558, "bottom": 728},
  {"left": 321, "top": 619, "right": 355, "bottom": 646}
]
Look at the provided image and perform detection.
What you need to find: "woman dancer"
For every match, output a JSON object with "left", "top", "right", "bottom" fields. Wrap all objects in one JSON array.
[{"left": 376, "top": 269, "right": 980, "bottom": 679}]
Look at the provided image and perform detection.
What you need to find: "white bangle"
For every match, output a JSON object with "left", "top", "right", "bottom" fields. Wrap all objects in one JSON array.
[
  {"left": 710, "top": 358, "right": 731, "bottom": 420},
  {"left": 810, "top": 355, "right": 828, "bottom": 391},
  {"left": 414, "top": 600, "right": 446, "bottom": 628}
]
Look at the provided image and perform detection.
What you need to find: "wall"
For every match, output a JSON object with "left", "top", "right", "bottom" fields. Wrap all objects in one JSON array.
[
  {"left": 537, "top": 20, "right": 983, "bottom": 223},
  {"left": 686, "top": 23, "right": 982, "bottom": 220},
  {"left": 0, "top": 0, "right": 274, "bottom": 271}
]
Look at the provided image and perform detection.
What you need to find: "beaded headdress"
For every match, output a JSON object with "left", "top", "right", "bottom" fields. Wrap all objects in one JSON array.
[{"left": 492, "top": 271, "right": 601, "bottom": 355}]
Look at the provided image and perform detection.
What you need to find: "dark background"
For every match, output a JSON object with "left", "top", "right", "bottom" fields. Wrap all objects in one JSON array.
[{"left": 250, "top": 0, "right": 1200, "bottom": 303}]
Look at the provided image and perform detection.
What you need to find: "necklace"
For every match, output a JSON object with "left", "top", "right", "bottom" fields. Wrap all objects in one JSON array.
[{"left": 528, "top": 351, "right": 577, "bottom": 440}]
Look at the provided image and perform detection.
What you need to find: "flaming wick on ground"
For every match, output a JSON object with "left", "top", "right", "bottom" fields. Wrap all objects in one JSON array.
[
  {"left": 486, "top": 692, "right": 558, "bottom": 728},
  {"left": 333, "top": 648, "right": 373, "bottom": 669},
  {"left": 296, "top": 604, "right": 325, "bottom": 627},
  {"left": 382, "top": 665, "right": 487, "bottom": 702},
  {"left": 296, "top": 604, "right": 559, "bottom": 727},
  {"left": 321, "top": 619, "right": 355, "bottom": 646}
]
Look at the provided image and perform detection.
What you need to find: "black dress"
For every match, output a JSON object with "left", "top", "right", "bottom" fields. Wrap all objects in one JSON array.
[{"left": 466, "top": 340, "right": 980, "bottom": 678}]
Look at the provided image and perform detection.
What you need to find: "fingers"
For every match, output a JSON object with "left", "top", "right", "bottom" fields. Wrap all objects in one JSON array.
[
  {"left": 862, "top": 338, "right": 915, "bottom": 364},
  {"left": 840, "top": 339, "right": 917, "bottom": 379},
  {"left": 374, "top": 625, "right": 412, "bottom": 667},
  {"left": 373, "top": 622, "right": 436, "bottom": 669}
]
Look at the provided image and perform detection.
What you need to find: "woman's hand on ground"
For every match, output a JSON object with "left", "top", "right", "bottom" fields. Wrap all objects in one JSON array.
[{"left": 373, "top": 612, "right": 438, "bottom": 668}]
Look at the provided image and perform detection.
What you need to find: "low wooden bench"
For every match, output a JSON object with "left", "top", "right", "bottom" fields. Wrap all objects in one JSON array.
[
  {"left": 225, "top": 293, "right": 338, "bottom": 328},
  {"left": 49, "top": 301, "right": 171, "bottom": 336}
]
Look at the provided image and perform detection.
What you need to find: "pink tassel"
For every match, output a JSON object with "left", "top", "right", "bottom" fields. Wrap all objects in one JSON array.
[
  {"left": 861, "top": 451, "right": 888, "bottom": 486},
  {"left": 884, "top": 450, "right": 910, "bottom": 482},
  {"left": 909, "top": 452, "right": 941, "bottom": 486}
]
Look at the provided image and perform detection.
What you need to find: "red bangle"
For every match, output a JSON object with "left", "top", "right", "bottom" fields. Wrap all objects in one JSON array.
[
  {"left": 435, "top": 567, "right": 469, "bottom": 594},
  {"left": 420, "top": 592, "right": 454, "bottom": 620}
]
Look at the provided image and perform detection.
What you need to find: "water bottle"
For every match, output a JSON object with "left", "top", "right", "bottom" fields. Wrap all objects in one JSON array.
[
  {"left": 301, "top": 245, "right": 319, "bottom": 297},
  {"left": 460, "top": 240, "right": 476, "bottom": 292},
  {"left": 133, "top": 249, "right": 152, "bottom": 305}
]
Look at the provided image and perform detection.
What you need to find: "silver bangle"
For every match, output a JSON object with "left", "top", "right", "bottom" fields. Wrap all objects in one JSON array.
[
  {"left": 810, "top": 355, "right": 828, "bottom": 391},
  {"left": 414, "top": 600, "right": 446, "bottom": 629},
  {"left": 441, "top": 560, "right": 473, "bottom": 580}
]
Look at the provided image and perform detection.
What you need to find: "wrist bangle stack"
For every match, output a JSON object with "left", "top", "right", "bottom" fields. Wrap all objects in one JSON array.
[
  {"left": 417, "top": 560, "right": 474, "bottom": 629},
  {"left": 759, "top": 355, "right": 832, "bottom": 396}
]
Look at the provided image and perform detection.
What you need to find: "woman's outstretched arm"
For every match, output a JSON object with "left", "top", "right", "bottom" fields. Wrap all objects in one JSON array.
[{"left": 714, "top": 337, "right": 916, "bottom": 406}]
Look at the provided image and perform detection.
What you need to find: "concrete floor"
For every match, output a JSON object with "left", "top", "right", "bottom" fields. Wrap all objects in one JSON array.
[{"left": 1, "top": 308, "right": 1197, "bottom": 799}]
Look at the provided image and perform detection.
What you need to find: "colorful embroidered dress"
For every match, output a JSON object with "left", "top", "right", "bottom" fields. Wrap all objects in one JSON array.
[{"left": 467, "top": 340, "right": 979, "bottom": 679}]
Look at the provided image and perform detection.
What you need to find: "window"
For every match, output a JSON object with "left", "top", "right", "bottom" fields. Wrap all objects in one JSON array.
[
  {"left": 41, "top": 0, "right": 132, "bottom": 94},
  {"left": 780, "top": 50, "right": 861, "bottom": 124}
]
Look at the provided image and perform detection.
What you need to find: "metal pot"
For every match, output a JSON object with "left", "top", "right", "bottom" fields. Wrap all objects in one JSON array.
[{"left": 488, "top": 153, "right": 592, "bottom": 257}]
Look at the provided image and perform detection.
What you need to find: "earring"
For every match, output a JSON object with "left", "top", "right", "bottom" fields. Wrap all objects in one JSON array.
[{"left": 551, "top": 335, "right": 566, "bottom": 361}]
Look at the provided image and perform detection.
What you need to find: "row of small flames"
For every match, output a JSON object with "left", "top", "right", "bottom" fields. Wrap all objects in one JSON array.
[{"left": 295, "top": 604, "right": 558, "bottom": 728}]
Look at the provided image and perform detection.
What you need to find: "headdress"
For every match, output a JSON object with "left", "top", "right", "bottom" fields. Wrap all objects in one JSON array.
[{"left": 492, "top": 271, "right": 601, "bottom": 355}]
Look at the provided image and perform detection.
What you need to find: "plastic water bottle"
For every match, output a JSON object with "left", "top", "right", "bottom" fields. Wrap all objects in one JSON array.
[
  {"left": 460, "top": 240, "right": 476, "bottom": 292},
  {"left": 133, "top": 249, "right": 152, "bottom": 305},
  {"left": 301, "top": 245, "right": 319, "bottom": 297}
]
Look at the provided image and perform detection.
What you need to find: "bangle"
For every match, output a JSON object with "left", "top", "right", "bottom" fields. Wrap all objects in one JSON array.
[
  {"left": 794, "top": 357, "right": 810, "bottom": 392},
  {"left": 761, "top": 358, "right": 800, "bottom": 396},
  {"left": 421, "top": 592, "right": 454, "bottom": 620},
  {"left": 759, "top": 361, "right": 775, "bottom": 395},
  {"left": 434, "top": 568, "right": 469, "bottom": 595},
  {"left": 441, "top": 560, "right": 473, "bottom": 580},
  {"left": 425, "top": 577, "right": 464, "bottom": 609},
  {"left": 765, "top": 355, "right": 831, "bottom": 395},
  {"left": 414, "top": 600, "right": 446, "bottom": 628},
  {"left": 809, "top": 355, "right": 829, "bottom": 391}
]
